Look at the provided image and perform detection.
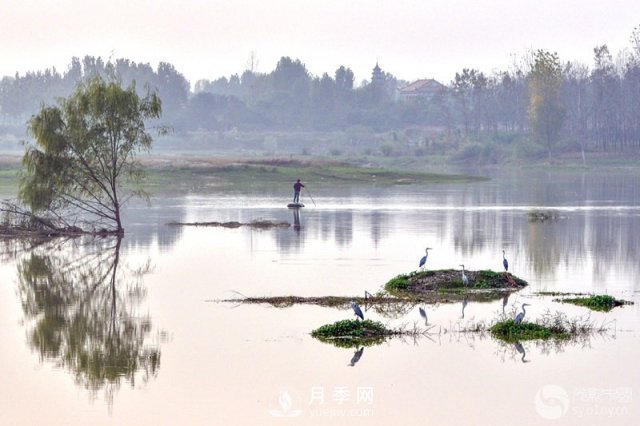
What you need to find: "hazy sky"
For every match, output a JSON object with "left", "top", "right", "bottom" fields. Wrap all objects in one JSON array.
[{"left": 2, "top": 0, "right": 639, "bottom": 86}]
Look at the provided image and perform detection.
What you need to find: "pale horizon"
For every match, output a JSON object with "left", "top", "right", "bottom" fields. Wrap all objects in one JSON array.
[{"left": 2, "top": 0, "right": 639, "bottom": 86}]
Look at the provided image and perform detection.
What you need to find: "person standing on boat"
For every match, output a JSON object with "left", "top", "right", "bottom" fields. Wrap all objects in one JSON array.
[{"left": 293, "top": 179, "right": 305, "bottom": 203}]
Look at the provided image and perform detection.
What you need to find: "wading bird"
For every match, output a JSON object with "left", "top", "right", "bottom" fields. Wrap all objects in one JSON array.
[
  {"left": 419, "top": 306, "right": 428, "bottom": 325},
  {"left": 503, "top": 250, "right": 509, "bottom": 273},
  {"left": 460, "top": 264, "right": 469, "bottom": 287},
  {"left": 514, "top": 303, "right": 530, "bottom": 325},
  {"left": 351, "top": 301, "right": 364, "bottom": 320},
  {"left": 419, "top": 248, "right": 432, "bottom": 270}
]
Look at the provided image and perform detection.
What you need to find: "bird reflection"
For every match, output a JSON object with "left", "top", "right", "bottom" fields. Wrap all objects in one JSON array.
[
  {"left": 502, "top": 293, "right": 510, "bottom": 315},
  {"left": 419, "top": 306, "right": 428, "bottom": 325},
  {"left": 461, "top": 296, "right": 468, "bottom": 319},
  {"left": 349, "top": 347, "right": 364, "bottom": 367},
  {"left": 514, "top": 341, "right": 530, "bottom": 363}
]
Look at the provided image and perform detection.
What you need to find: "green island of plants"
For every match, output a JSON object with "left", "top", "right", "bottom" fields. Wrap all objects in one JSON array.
[
  {"left": 490, "top": 319, "right": 570, "bottom": 343},
  {"left": 385, "top": 269, "right": 527, "bottom": 298},
  {"left": 311, "top": 319, "right": 396, "bottom": 348},
  {"left": 555, "top": 295, "right": 633, "bottom": 312}
]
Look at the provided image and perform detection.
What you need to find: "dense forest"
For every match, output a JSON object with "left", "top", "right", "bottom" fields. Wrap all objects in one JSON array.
[{"left": 2, "top": 25, "right": 640, "bottom": 162}]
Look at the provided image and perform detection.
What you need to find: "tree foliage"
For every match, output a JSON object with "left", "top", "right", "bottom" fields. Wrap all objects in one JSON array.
[
  {"left": 528, "top": 50, "right": 566, "bottom": 161},
  {"left": 19, "top": 76, "right": 162, "bottom": 233}
]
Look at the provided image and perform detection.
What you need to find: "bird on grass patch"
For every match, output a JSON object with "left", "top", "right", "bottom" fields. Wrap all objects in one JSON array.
[
  {"left": 460, "top": 264, "right": 469, "bottom": 287},
  {"left": 350, "top": 301, "right": 364, "bottom": 320},
  {"left": 514, "top": 303, "right": 530, "bottom": 325},
  {"left": 419, "top": 248, "right": 432, "bottom": 270},
  {"left": 502, "top": 250, "right": 509, "bottom": 273}
]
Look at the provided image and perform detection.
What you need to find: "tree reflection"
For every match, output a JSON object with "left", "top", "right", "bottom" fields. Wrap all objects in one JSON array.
[{"left": 16, "top": 237, "right": 161, "bottom": 403}]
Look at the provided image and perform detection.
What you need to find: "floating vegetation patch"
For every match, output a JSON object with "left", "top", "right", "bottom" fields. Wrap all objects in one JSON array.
[
  {"left": 490, "top": 320, "right": 570, "bottom": 342},
  {"left": 534, "top": 291, "right": 589, "bottom": 297},
  {"left": 216, "top": 294, "right": 399, "bottom": 308},
  {"left": 310, "top": 319, "right": 433, "bottom": 348},
  {"left": 385, "top": 269, "right": 526, "bottom": 298},
  {"left": 489, "top": 311, "right": 607, "bottom": 343},
  {"left": 527, "top": 210, "right": 560, "bottom": 222},
  {"left": 311, "top": 319, "right": 395, "bottom": 348},
  {"left": 555, "top": 295, "right": 633, "bottom": 312},
  {"left": 168, "top": 219, "right": 290, "bottom": 229}
]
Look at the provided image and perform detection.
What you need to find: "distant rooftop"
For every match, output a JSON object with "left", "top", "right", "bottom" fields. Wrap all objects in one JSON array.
[{"left": 399, "top": 79, "right": 445, "bottom": 94}]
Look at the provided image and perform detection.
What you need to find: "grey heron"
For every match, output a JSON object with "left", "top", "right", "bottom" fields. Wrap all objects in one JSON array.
[
  {"left": 351, "top": 301, "right": 364, "bottom": 320},
  {"left": 514, "top": 303, "right": 530, "bottom": 325},
  {"left": 419, "top": 306, "right": 428, "bottom": 325},
  {"left": 460, "top": 264, "right": 469, "bottom": 287},
  {"left": 502, "top": 250, "right": 509, "bottom": 273},
  {"left": 419, "top": 248, "right": 432, "bottom": 270}
]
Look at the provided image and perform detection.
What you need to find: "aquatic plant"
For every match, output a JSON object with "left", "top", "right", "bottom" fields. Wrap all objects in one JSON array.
[
  {"left": 489, "top": 310, "right": 609, "bottom": 343},
  {"left": 384, "top": 269, "right": 527, "bottom": 295},
  {"left": 555, "top": 295, "right": 633, "bottom": 312},
  {"left": 490, "top": 319, "right": 569, "bottom": 342},
  {"left": 311, "top": 319, "right": 392, "bottom": 348}
]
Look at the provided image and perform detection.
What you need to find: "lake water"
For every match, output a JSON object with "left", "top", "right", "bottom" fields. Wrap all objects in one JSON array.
[{"left": 1, "top": 168, "right": 639, "bottom": 425}]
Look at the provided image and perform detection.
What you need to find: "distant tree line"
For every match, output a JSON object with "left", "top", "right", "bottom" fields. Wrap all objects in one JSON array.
[{"left": 2, "top": 25, "right": 640, "bottom": 157}]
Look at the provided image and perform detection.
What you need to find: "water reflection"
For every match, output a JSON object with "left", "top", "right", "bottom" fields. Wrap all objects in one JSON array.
[
  {"left": 292, "top": 208, "right": 301, "bottom": 234},
  {"left": 514, "top": 341, "right": 529, "bottom": 363},
  {"left": 461, "top": 296, "right": 469, "bottom": 319},
  {"left": 348, "top": 347, "right": 364, "bottom": 367},
  {"left": 15, "top": 237, "right": 162, "bottom": 403}
]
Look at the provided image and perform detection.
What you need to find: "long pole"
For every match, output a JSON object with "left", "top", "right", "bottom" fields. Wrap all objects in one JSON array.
[{"left": 304, "top": 188, "right": 317, "bottom": 207}]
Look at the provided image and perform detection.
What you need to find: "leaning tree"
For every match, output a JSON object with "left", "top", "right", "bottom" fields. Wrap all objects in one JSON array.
[{"left": 19, "top": 76, "right": 162, "bottom": 234}]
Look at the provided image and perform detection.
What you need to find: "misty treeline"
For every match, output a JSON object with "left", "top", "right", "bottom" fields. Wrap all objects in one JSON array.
[{"left": 2, "top": 26, "right": 640, "bottom": 160}]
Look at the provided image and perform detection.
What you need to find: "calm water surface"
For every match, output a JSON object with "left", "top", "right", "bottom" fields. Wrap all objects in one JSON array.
[{"left": 1, "top": 169, "right": 639, "bottom": 425}]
